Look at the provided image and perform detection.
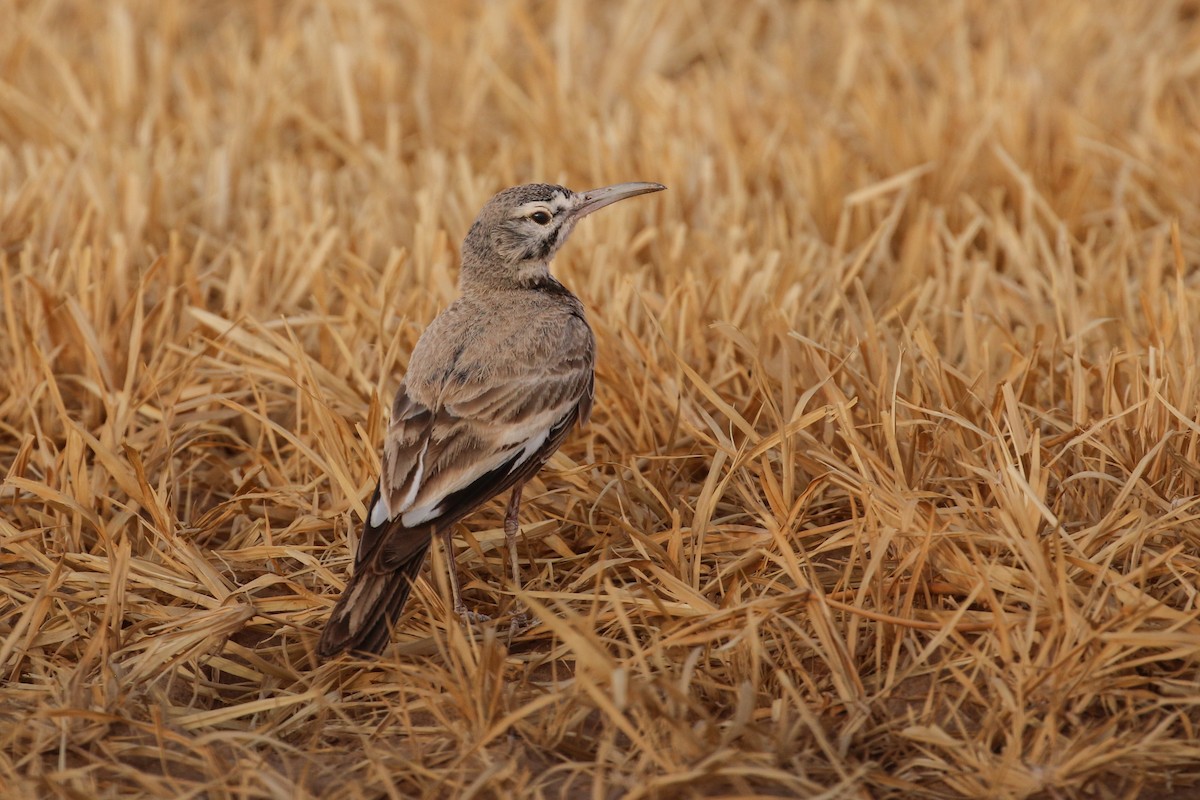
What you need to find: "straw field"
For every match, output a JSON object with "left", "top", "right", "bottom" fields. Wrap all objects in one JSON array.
[{"left": 3, "top": 1, "right": 1200, "bottom": 797}]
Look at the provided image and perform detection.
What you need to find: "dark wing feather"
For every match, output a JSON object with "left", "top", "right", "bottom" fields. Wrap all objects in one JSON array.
[{"left": 315, "top": 492, "right": 432, "bottom": 658}]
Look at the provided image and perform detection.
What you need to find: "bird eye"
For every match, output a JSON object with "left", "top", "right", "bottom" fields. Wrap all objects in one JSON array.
[{"left": 530, "top": 210, "right": 552, "bottom": 225}]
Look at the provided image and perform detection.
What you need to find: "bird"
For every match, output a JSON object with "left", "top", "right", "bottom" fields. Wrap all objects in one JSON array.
[{"left": 317, "top": 180, "right": 666, "bottom": 658}]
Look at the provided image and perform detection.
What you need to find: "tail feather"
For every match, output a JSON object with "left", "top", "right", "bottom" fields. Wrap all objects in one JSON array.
[{"left": 316, "top": 540, "right": 431, "bottom": 658}]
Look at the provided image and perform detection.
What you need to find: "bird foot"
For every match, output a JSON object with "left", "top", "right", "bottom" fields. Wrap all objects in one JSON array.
[
  {"left": 507, "top": 612, "right": 533, "bottom": 636},
  {"left": 454, "top": 605, "right": 491, "bottom": 626}
]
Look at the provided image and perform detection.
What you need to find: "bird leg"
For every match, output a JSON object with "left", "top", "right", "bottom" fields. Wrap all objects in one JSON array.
[
  {"left": 441, "top": 528, "right": 489, "bottom": 625},
  {"left": 504, "top": 483, "right": 532, "bottom": 633}
]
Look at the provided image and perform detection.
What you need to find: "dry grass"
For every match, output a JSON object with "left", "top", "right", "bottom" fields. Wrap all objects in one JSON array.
[{"left": 3, "top": 1, "right": 1200, "bottom": 797}]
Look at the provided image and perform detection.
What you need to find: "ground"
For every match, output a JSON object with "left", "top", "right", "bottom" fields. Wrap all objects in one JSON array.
[{"left": 2, "top": 1, "right": 1200, "bottom": 798}]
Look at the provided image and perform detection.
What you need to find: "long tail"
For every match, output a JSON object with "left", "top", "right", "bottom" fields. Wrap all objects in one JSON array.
[{"left": 316, "top": 540, "right": 432, "bottom": 658}]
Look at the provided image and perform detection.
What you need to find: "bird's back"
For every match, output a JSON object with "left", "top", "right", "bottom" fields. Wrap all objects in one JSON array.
[{"left": 404, "top": 284, "right": 594, "bottom": 415}]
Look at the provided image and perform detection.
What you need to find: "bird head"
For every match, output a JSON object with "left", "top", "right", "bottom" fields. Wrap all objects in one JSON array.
[{"left": 460, "top": 181, "right": 665, "bottom": 289}]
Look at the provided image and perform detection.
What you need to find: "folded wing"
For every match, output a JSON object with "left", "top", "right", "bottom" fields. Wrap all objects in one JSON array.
[{"left": 317, "top": 321, "right": 593, "bottom": 657}]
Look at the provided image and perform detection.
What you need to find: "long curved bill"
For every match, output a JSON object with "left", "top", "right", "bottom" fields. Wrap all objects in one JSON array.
[{"left": 570, "top": 182, "right": 666, "bottom": 220}]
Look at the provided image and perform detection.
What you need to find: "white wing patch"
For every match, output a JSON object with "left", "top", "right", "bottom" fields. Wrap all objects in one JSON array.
[
  {"left": 369, "top": 494, "right": 390, "bottom": 528},
  {"left": 401, "top": 503, "right": 442, "bottom": 528},
  {"left": 398, "top": 441, "right": 430, "bottom": 512},
  {"left": 371, "top": 440, "right": 429, "bottom": 528},
  {"left": 509, "top": 427, "right": 550, "bottom": 475}
]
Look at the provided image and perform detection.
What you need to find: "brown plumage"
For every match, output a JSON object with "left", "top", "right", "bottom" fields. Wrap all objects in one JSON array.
[{"left": 318, "top": 181, "right": 665, "bottom": 658}]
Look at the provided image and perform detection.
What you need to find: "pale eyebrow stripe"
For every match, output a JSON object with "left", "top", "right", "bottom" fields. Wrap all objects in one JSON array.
[{"left": 513, "top": 196, "right": 569, "bottom": 216}]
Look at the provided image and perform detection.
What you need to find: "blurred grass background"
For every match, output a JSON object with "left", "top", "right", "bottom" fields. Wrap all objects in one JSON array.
[{"left": 2, "top": 1, "right": 1200, "bottom": 797}]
